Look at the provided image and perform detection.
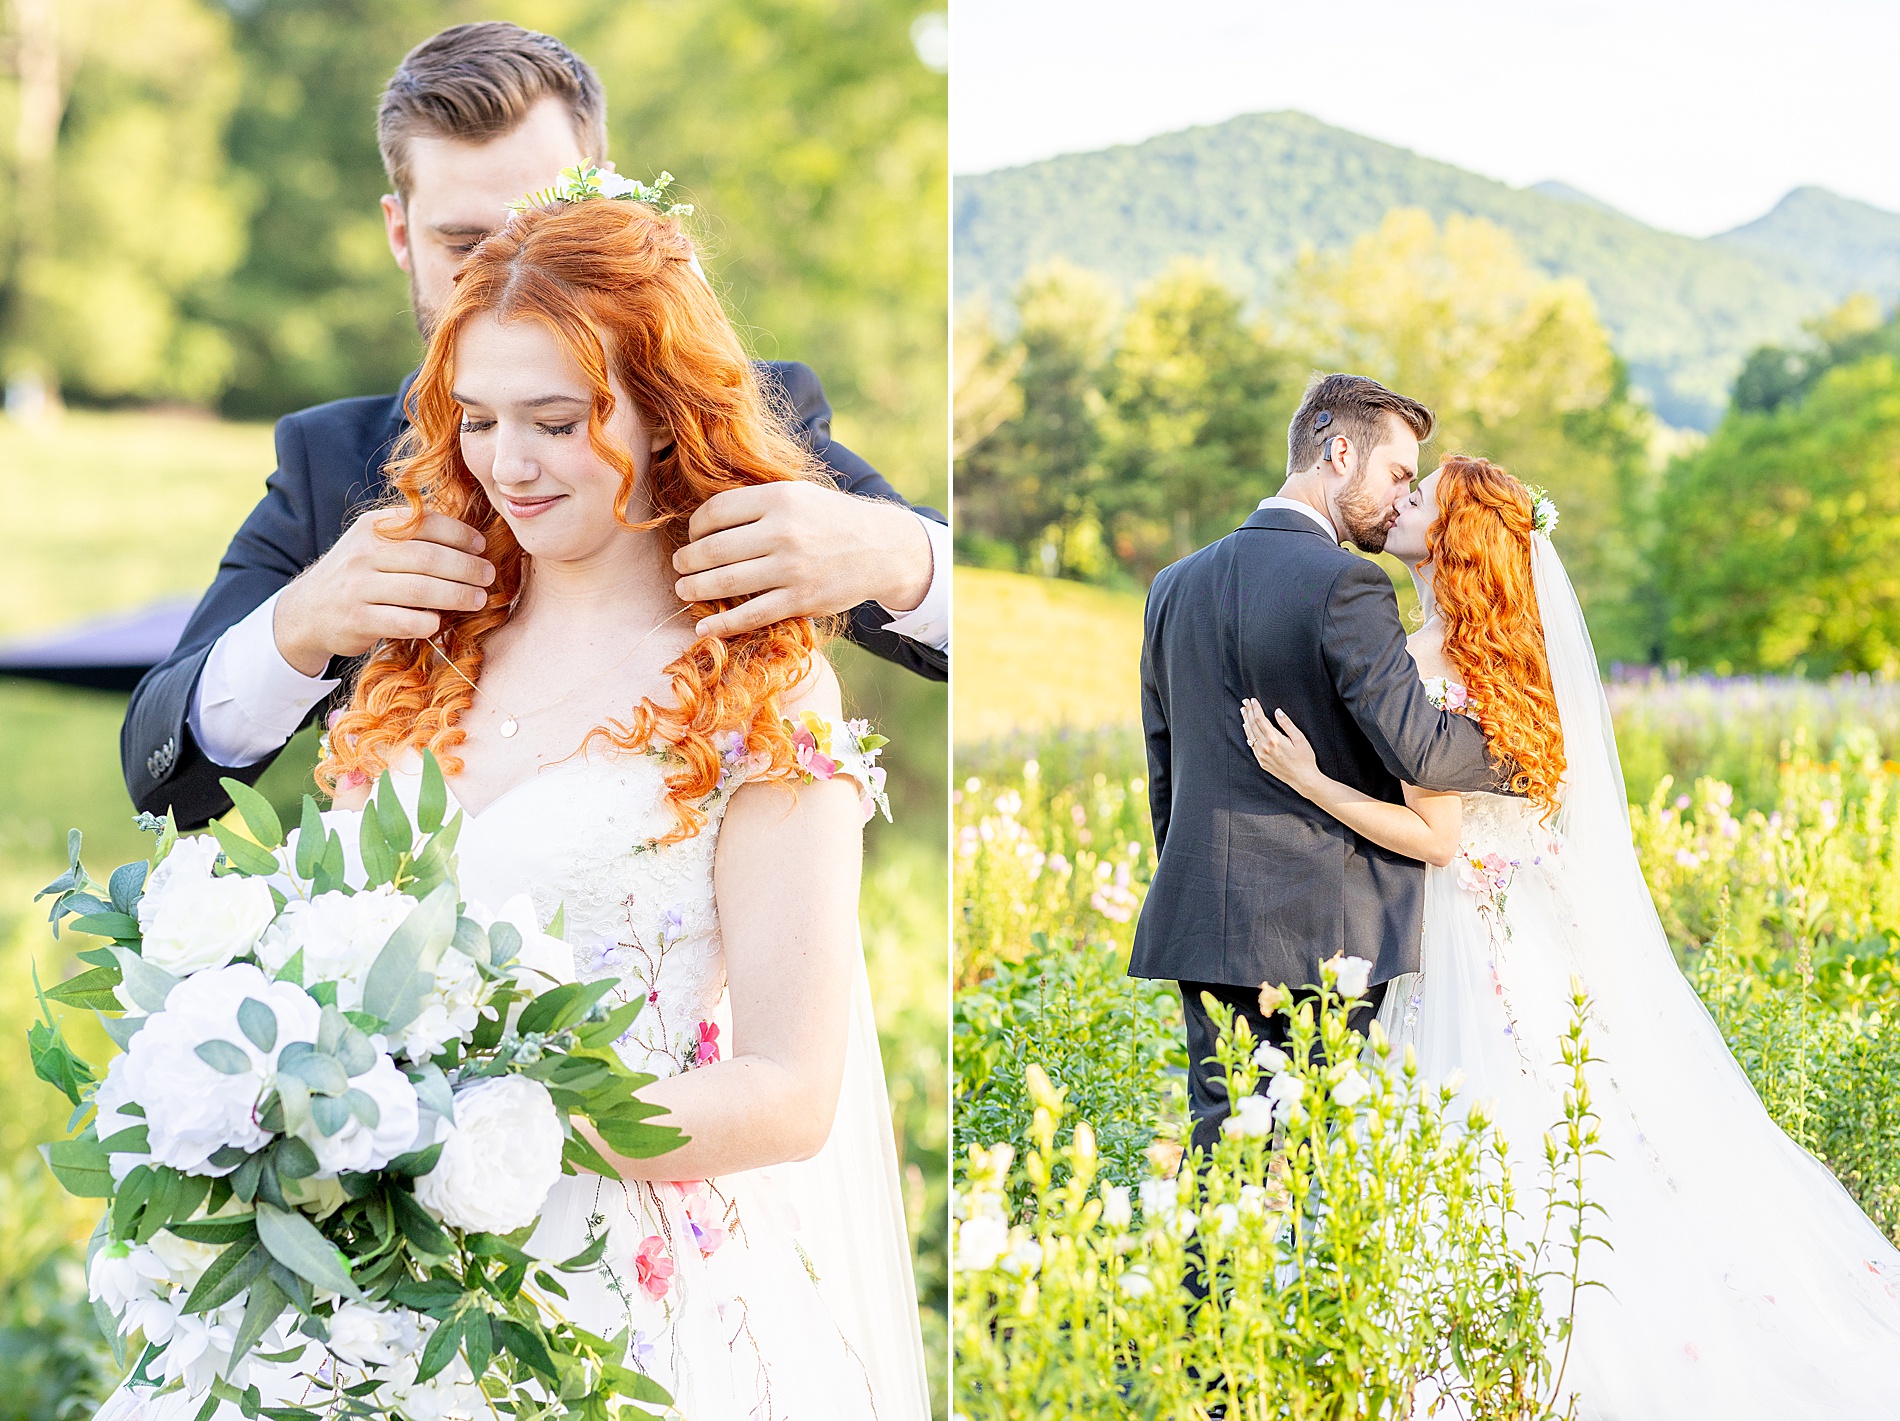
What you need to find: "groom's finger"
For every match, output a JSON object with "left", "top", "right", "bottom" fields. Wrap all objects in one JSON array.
[{"left": 693, "top": 588, "right": 802, "bottom": 640}]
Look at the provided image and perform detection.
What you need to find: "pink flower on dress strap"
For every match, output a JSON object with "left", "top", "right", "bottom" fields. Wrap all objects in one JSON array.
[
  {"left": 696, "top": 1020, "right": 721, "bottom": 1066},
  {"left": 790, "top": 712, "right": 839, "bottom": 780},
  {"left": 634, "top": 1235, "right": 674, "bottom": 1301}
]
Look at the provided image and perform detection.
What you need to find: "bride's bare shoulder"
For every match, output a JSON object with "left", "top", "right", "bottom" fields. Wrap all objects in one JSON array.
[{"left": 1405, "top": 621, "right": 1455, "bottom": 682}]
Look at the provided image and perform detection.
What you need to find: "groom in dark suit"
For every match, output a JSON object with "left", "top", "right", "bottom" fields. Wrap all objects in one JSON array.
[
  {"left": 1133, "top": 373, "right": 1506, "bottom": 1155},
  {"left": 123, "top": 23, "right": 948, "bottom": 830}
]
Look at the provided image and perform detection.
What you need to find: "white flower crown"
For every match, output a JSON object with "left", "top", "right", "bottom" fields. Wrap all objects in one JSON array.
[
  {"left": 1525, "top": 484, "right": 1560, "bottom": 537},
  {"left": 509, "top": 163, "right": 695, "bottom": 217}
]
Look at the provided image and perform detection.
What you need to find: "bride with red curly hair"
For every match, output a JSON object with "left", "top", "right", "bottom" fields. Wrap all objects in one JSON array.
[
  {"left": 315, "top": 192, "right": 926, "bottom": 1417},
  {"left": 1245, "top": 454, "right": 1900, "bottom": 1414}
]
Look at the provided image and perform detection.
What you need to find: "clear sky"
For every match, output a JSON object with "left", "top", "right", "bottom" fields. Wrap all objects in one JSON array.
[{"left": 950, "top": 0, "right": 1900, "bottom": 237}]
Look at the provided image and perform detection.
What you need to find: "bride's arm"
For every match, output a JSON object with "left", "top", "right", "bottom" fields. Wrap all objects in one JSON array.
[
  {"left": 1242, "top": 699, "right": 1462, "bottom": 867},
  {"left": 591, "top": 660, "right": 861, "bottom": 1181}
]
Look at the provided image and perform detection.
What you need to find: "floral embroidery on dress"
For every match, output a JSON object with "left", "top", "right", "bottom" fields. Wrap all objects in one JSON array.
[{"left": 634, "top": 1234, "right": 676, "bottom": 1302}]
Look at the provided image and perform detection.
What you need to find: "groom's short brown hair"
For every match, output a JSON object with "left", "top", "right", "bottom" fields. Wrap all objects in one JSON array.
[
  {"left": 1287, "top": 373, "right": 1434, "bottom": 474},
  {"left": 377, "top": 22, "right": 607, "bottom": 200}
]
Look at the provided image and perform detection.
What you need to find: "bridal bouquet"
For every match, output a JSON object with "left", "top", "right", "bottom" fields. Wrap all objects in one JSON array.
[{"left": 29, "top": 757, "right": 678, "bottom": 1420}]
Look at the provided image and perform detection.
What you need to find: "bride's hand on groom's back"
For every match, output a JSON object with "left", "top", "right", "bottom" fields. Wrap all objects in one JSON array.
[
  {"left": 274, "top": 510, "right": 496, "bottom": 676},
  {"left": 1242, "top": 699, "right": 1324, "bottom": 796}
]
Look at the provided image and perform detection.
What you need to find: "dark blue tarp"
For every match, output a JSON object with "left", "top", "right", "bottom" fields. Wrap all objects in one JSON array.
[{"left": 0, "top": 597, "right": 196, "bottom": 692}]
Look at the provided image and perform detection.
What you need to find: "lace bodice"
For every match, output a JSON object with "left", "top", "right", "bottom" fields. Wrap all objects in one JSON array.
[{"left": 383, "top": 718, "right": 887, "bottom": 1082}]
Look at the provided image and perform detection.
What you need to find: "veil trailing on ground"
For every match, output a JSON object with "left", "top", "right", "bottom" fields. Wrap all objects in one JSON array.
[{"left": 1396, "top": 534, "right": 1900, "bottom": 1416}]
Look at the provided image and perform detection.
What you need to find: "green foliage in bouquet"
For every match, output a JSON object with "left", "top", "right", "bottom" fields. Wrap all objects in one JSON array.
[
  {"left": 954, "top": 982, "right": 1607, "bottom": 1420},
  {"left": 27, "top": 755, "right": 681, "bottom": 1420}
]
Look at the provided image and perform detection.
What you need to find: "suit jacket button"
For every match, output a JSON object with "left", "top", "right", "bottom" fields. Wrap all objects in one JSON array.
[{"left": 147, "top": 736, "right": 177, "bottom": 781}]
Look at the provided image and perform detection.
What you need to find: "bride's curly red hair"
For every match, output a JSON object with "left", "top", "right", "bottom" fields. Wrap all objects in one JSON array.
[
  {"left": 1424, "top": 455, "right": 1565, "bottom": 814},
  {"left": 316, "top": 198, "right": 829, "bottom": 841}
]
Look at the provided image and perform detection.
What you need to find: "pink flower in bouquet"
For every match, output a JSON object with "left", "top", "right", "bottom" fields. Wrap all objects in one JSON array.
[
  {"left": 634, "top": 1235, "right": 675, "bottom": 1302},
  {"left": 696, "top": 1020, "right": 721, "bottom": 1066}
]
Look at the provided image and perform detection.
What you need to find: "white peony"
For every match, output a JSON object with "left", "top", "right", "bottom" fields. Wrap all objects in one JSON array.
[
  {"left": 92, "top": 1055, "right": 152, "bottom": 1184},
  {"left": 1321, "top": 952, "right": 1374, "bottom": 1000},
  {"left": 119, "top": 964, "right": 323, "bottom": 1175},
  {"left": 413, "top": 1075, "right": 564, "bottom": 1234},
  {"left": 257, "top": 886, "right": 416, "bottom": 1009},
  {"left": 136, "top": 835, "right": 276, "bottom": 976},
  {"left": 295, "top": 1051, "right": 421, "bottom": 1177},
  {"left": 326, "top": 1301, "right": 422, "bottom": 1369}
]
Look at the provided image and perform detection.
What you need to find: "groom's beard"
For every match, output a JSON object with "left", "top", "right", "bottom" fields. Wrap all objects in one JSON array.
[{"left": 1336, "top": 464, "right": 1393, "bottom": 554}]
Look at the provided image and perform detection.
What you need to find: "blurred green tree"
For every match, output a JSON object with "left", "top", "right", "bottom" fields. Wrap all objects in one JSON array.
[
  {"left": 1098, "top": 259, "right": 1295, "bottom": 578},
  {"left": 955, "top": 260, "right": 1115, "bottom": 575},
  {"left": 2, "top": 0, "right": 249, "bottom": 403},
  {"left": 1656, "top": 353, "right": 1900, "bottom": 676}
]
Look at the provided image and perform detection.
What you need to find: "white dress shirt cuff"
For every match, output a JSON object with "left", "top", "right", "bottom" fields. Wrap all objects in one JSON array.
[
  {"left": 876, "top": 514, "right": 950, "bottom": 653},
  {"left": 188, "top": 591, "right": 341, "bottom": 769}
]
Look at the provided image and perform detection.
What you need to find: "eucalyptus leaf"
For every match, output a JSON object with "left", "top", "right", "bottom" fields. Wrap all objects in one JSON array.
[
  {"left": 359, "top": 884, "right": 455, "bottom": 1031},
  {"left": 310, "top": 1095, "right": 351, "bottom": 1137},
  {"left": 282, "top": 1053, "right": 349, "bottom": 1097},
  {"left": 295, "top": 797, "right": 325, "bottom": 881},
  {"left": 238, "top": 999, "right": 278, "bottom": 1054},
  {"left": 211, "top": 820, "right": 279, "bottom": 877},
  {"left": 343, "top": 1089, "right": 381, "bottom": 1129},
  {"left": 486, "top": 921, "right": 522, "bottom": 969},
  {"left": 97, "top": 1010, "right": 146, "bottom": 1051},
  {"left": 107, "top": 861, "right": 149, "bottom": 916},
  {"left": 109, "top": 945, "right": 177, "bottom": 1014},
  {"left": 405, "top": 1063, "right": 455, "bottom": 1123},
  {"left": 195, "top": 1040, "right": 254, "bottom": 1076}
]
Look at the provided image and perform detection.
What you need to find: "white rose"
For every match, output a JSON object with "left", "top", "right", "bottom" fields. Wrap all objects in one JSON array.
[
  {"left": 327, "top": 1301, "right": 421, "bottom": 1369},
  {"left": 1099, "top": 1184, "right": 1132, "bottom": 1231},
  {"left": 257, "top": 886, "right": 415, "bottom": 1008},
  {"left": 1223, "top": 1094, "right": 1276, "bottom": 1138},
  {"left": 1322, "top": 953, "right": 1374, "bottom": 1000},
  {"left": 119, "top": 964, "right": 323, "bottom": 1175},
  {"left": 1331, "top": 1066, "right": 1371, "bottom": 1109},
  {"left": 953, "top": 1213, "right": 1008, "bottom": 1272},
  {"left": 148, "top": 1229, "right": 223, "bottom": 1289},
  {"left": 137, "top": 835, "right": 276, "bottom": 976},
  {"left": 295, "top": 1051, "right": 420, "bottom": 1177},
  {"left": 414, "top": 1075, "right": 564, "bottom": 1234}
]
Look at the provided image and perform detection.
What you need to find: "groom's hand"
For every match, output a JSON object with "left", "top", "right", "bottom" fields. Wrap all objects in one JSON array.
[
  {"left": 273, "top": 511, "right": 495, "bottom": 676},
  {"left": 672, "top": 482, "right": 932, "bottom": 639}
]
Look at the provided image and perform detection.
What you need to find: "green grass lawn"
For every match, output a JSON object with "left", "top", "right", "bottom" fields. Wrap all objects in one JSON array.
[{"left": 0, "top": 410, "right": 948, "bottom": 1411}]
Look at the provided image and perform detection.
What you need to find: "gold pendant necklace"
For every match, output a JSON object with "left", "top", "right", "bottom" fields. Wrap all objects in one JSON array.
[{"left": 424, "top": 601, "right": 693, "bottom": 739}]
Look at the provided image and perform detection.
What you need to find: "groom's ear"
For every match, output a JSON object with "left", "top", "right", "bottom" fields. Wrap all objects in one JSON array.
[{"left": 382, "top": 194, "right": 413, "bottom": 274}]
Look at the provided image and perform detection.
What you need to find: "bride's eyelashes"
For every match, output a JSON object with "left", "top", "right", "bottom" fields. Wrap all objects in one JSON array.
[{"left": 455, "top": 417, "right": 580, "bottom": 437}]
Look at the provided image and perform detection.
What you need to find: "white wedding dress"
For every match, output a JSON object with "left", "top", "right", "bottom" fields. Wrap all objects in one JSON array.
[
  {"left": 97, "top": 726, "right": 930, "bottom": 1421},
  {"left": 1376, "top": 540, "right": 1900, "bottom": 1418}
]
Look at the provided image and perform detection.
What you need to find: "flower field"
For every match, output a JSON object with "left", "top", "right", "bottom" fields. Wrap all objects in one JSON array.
[{"left": 952, "top": 674, "right": 1900, "bottom": 1412}]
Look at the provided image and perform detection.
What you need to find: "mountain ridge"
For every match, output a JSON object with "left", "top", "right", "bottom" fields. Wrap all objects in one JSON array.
[{"left": 955, "top": 111, "right": 1900, "bottom": 428}]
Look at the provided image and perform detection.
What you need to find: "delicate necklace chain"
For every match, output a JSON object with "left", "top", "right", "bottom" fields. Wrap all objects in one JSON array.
[{"left": 425, "top": 602, "right": 693, "bottom": 740}]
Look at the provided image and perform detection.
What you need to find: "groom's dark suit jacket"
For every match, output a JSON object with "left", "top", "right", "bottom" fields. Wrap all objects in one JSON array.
[
  {"left": 123, "top": 361, "right": 946, "bottom": 829},
  {"left": 1132, "top": 506, "right": 1505, "bottom": 992}
]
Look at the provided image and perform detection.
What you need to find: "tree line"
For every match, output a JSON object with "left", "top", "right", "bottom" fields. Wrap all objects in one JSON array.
[
  {"left": 955, "top": 210, "right": 1900, "bottom": 675},
  {"left": 0, "top": 0, "right": 946, "bottom": 501}
]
